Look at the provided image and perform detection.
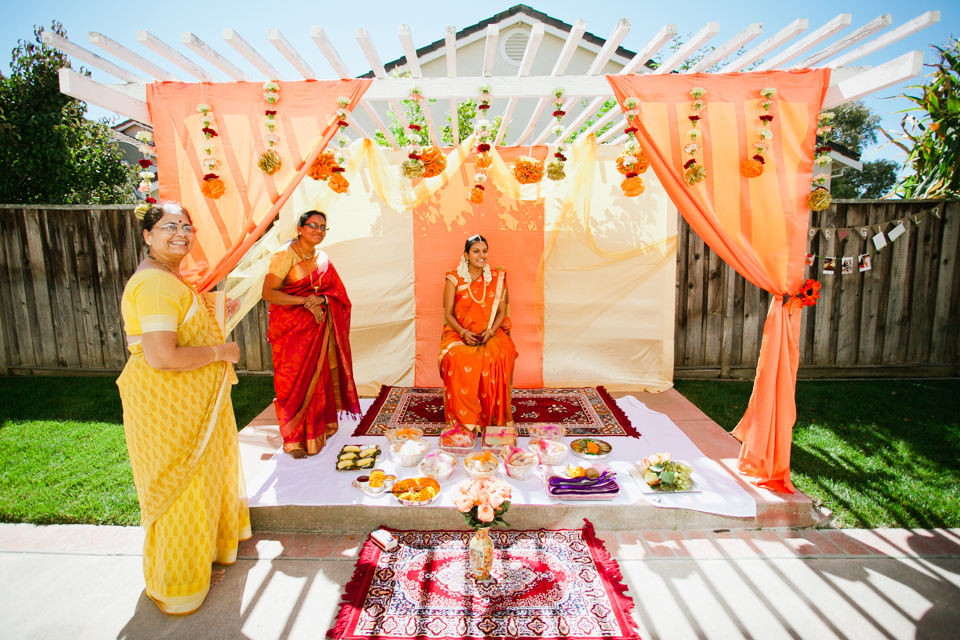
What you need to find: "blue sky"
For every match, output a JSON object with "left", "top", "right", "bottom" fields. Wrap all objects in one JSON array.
[{"left": 2, "top": 0, "right": 954, "bottom": 166}]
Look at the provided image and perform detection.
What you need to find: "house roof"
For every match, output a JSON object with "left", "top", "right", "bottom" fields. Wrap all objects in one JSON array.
[{"left": 358, "top": 4, "right": 641, "bottom": 79}]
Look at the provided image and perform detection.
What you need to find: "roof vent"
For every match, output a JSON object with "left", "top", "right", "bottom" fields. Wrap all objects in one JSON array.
[{"left": 500, "top": 29, "right": 530, "bottom": 66}]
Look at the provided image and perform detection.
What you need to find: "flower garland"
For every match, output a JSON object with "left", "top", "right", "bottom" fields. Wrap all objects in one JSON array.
[
  {"left": 546, "top": 87, "right": 568, "bottom": 180},
  {"left": 258, "top": 82, "right": 282, "bottom": 176},
  {"left": 616, "top": 97, "right": 649, "bottom": 197},
  {"left": 195, "top": 104, "right": 226, "bottom": 200},
  {"left": 807, "top": 112, "right": 835, "bottom": 211},
  {"left": 400, "top": 86, "right": 447, "bottom": 181},
  {"left": 794, "top": 279, "right": 821, "bottom": 307},
  {"left": 328, "top": 96, "right": 351, "bottom": 193},
  {"left": 512, "top": 155, "right": 545, "bottom": 184},
  {"left": 134, "top": 130, "right": 156, "bottom": 199},
  {"left": 742, "top": 87, "right": 777, "bottom": 178},
  {"left": 469, "top": 85, "right": 494, "bottom": 204},
  {"left": 684, "top": 87, "right": 707, "bottom": 186}
]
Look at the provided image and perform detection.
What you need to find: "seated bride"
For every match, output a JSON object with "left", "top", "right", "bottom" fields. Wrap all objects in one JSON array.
[{"left": 439, "top": 234, "right": 518, "bottom": 439}]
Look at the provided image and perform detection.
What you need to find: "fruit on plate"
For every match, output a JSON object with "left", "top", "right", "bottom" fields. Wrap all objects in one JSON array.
[{"left": 392, "top": 477, "right": 441, "bottom": 502}]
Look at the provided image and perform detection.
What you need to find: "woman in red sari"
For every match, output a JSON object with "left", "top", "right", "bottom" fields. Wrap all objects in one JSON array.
[
  {"left": 263, "top": 211, "right": 360, "bottom": 458},
  {"left": 440, "top": 234, "right": 518, "bottom": 437}
]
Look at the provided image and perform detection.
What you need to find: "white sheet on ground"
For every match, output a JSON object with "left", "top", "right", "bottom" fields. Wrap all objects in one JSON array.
[{"left": 246, "top": 396, "right": 755, "bottom": 518}]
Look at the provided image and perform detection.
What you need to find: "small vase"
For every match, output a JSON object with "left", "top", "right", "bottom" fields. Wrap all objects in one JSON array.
[{"left": 469, "top": 527, "right": 494, "bottom": 580}]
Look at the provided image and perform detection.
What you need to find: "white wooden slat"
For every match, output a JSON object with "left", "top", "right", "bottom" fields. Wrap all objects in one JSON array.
[
  {"left": 828, "top": 11, "right": 940, "bottom": 69},
  {"left": 223, "top": 29, "right": 285, "bottom": 80},
  {"left": 344, "top": 115, "right": 371, "bottom": 140},
  {"left": 363, "top": 76, "right": 613, "bottom": 101},
  {"left": 821, "top": 50, "right": 924, "bottom": 109},
  {"left": 421, "top": 102, "right": 439, "bottom": 147},
  {"left": 796, "top": 15, "right": 891, "bottom": 68},
  {"left": 557, "top": 96, "right": 611, "bottom": 144},
  {"left": 136, "top": 31, "right": 217, "bottom": 81},
  {"left": 586, "top": 18, "right": 631, "bottom": 75},
  {"left": 610, "top": 132, "right": 630, "bottom": 145},
  {"left": 755, "top": 14, "right": 852, "bottom": 70},
  {"left": 311, "top": 27, "right": 351, "bottom": 78},
  {"left": 719, "top": 19, "right": 808, "bottom": 73},
  {"left": 688, "top": 23, "right": 763, "bottom": 73},
  {"left": 360, "top": 101, "right": 399, "bottom": 149},
  {"left": 621, "top": 23, "right": 677, "bottom": 75},
  {"left": 356, "top": 29, "right": 409, "bottom": 131},
  {"left": 654, "top": 22, "right": 720, "bottom": 74},
  {"left": 399, "top": 25, "right": 422, "bottom": 77},
  {"left": 268, "top": 30, "right": 317, "bottom": 79},
  {"left": 598, "top": 118, "right": 626, "bottom": 143},
  {"left": 495, "top": 23, "right": 544, "bottom": 146},
  {"left": 181, "top": 32, "right": 252, "bottom": 81},
  {"left": 482, "top": 25, "right": 499, "bottom": 77},
  {"left": 445, "top": 27, "right": 459, "bottom": 145},
  {"left": 514, "top": 19, "right": 586, "bottom": 145},
  {"left": 41, "top": 31, "right": 143, "bottom": 83},
  {"left": 58, "top": 69, "right": 151, "bottom": 123},
  {"left": 88, "top": 32, "right": 179, "bottom": 81}
]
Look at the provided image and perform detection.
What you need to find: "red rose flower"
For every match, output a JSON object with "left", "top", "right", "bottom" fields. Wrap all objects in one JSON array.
[
  {"left": 146, "top": 197, "right": 158, "bottom": 204},
  {"left": 474, "top": 184, "right": 485, "bottom": 190},
  {"left": 408, "top": 153, "right": 421, "bottom": 160},
  {"left": 265, "top": 110, "right": 277, "bottom": 116},
  {"left": 408, "top": 124, "right": 422, "bottom": 131},
  {"left": 689, "top": 115, "right": 701, "bottom": 122},
  {"left": 625, "top": 172, "right": 638, "bottom": 179},
  {"left": 478, "top": 104, "right": 491, "bottom": 110},
  {"left": 203, "top": 173, "right": 219, "bottom": 181},
  {"left": 683, "top": 159, "right": 697, "bottom": 169},
  {"left": 552, "top": 110, "right": 566, "bottom": 117},
  {"left": 477, "top": 143, "right": 491, "bottom": 153},
  {"left": 138, "top": 159, "right": 153, "bottom": 168},
  {"left": 624, "top": 126, "right": 638, "bottom": 134},
  {"left": 337, "top": 120, "right": 349, "bottom": 128},
  {"left": 753, "top": 154, "right": 765, "bottom": 164},
  {"left": 202, "top": 127, "right": 218, "bottom": 138},
  {"left": 331, "top": 166, "right": 345, "bottom": 173},
  {"left": 554, "top": 152, "right": 567, "bottom": 161},
  {"left": 760, "top": 115, "right": 774, "bottom": 123}
]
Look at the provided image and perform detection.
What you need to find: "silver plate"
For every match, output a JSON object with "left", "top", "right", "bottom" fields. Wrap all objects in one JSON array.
[
  {"left": 391, "top": 479, "right": 443, "bottom": 506},
  {"left": 569, "top": 438, "right": 613, "bottom": 461}
]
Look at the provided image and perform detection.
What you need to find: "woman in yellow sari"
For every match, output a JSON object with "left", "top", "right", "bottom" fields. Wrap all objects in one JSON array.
[
  {"left": 117, "top": 201, "right": 251, "bottom": 615},
  {"left": 439, "top": 234, "right": 517, "bottom": 437}
]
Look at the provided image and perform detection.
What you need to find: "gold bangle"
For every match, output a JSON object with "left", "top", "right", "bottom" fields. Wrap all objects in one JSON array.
[{"left": 211, "top": 345, "right": 219, "bottom": 362}]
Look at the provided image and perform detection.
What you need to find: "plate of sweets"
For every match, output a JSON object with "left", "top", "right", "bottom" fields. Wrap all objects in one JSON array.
[
  {"left": 384, "top": 427, "right": 424, "bottom": 446},
  {"left": 543, "top": 463, "right": 619, "bottom": 501},
  {"left": 391, "top": 477, "right": 442, "bottom": 506},
  {"left": 570, "top": 438, "right": 613, "bottom": 460},
  {"left": 336, "top": 444, "right": 381, "bottom": 471},
  {"left": 463, "top": 451, "right": 499, "bottom": 479},
  {"left": 439, "top": 424, "right": 476, "bottom": 457}
]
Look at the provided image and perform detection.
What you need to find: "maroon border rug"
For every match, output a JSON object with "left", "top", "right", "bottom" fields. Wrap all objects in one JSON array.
[
  {"left": 327, "top": 519, "right": 641, "bottom": 640},
  {"left": 352, "top": 386, "right": 638, "bottom": 438}
]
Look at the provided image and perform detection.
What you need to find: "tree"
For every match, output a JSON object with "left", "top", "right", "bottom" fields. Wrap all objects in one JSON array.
[
  {"left": 829, "top": 100, "right": 882, "bottom": 152},
  {"left": 826, "top": 100, "right": 900, "bottom": 199},
  {"left": 0, "top": 22, "right": 137, "bottom": 204},
  {"left": 884, "top": 38, "right": 960, "bottom": 199},
  {"left": 830, "top": 159, "right": 898, "bottom": 199}
]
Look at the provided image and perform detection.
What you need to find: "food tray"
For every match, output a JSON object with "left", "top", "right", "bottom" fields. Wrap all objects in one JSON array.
[
  {"left": 628, "top": 463, "right": 702, "bottom": 494},
  {"left": 391, "top": 478, "right": 442, "bottom": 506},
  {"left": 542, "top": 463, "right": 619, "bottom": 502},
  {"left": 335, "top": 444, "right": 381, "bottom": 471},
  {"left": 570, "top": 438, "right": 613, "bottom": 461}
]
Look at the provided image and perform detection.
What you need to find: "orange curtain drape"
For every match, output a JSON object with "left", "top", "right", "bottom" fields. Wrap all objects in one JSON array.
[
  {"left": 147, "top": 79, "right": 371, "bottom": 291},
  {"left": 607, "top": 69, "right": 831, "bottom": 493}
]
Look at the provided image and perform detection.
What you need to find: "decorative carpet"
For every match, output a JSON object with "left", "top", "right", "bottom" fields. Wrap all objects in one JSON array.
[
  {"left": 327, "top": 520, "right": 641, "bottom": 640},
  {"left": 352, "top": 386, "right": 638, "bottom": 438}
]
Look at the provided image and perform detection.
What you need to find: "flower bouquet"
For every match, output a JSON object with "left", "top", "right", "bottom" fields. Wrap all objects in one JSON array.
[
  {"left": 639, "top": 452, "right": 693, "bottom": 490},
  {"left": 450, "top": 476, "right": 511, "bottom": 529}
]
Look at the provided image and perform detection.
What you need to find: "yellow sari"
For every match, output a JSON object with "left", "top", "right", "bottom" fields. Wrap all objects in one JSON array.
[{"left": 117, "top": 270, "right": 251, "bottom": 615}]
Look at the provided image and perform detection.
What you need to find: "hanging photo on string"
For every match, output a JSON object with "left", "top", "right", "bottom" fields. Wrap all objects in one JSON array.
[
  {"left": 872, "top": 231, "right": 887, "bottom": 251},
  {"left": 841, "top": 256, "right": 854, "bottom": 275},
  {"left": 823, "top": 257, "right": 836, "bottom": 275},
  {"left": 888, "top": 222, "right": 906, "bottom": 242},
  {"left": 858, "top": 254, "right": 872, "bottom": 273}
]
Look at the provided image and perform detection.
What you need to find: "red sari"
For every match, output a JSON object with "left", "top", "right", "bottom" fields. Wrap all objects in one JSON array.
[
  {"left": 268, "top": 246, "right": 360, "bottom": 454},
  {"left": 439, "top": 266, "right": 517, "bottom": 432}
]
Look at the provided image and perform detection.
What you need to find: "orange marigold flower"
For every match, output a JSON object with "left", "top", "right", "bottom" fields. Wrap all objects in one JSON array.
[
  {"left": 328, "top": 173, "right": 349, "bottom": 194},
  {"left": 741, "top": 157, "right": 764, "bottom": 178},
  {"left": 200, "top": 178, "right": 226, "bottom": 199},
  {"left": 308, "top": 151, "right": 337, "bottom": 181},
  {"left": 621, "top": 175, "right": 645, "bottom": 197}
]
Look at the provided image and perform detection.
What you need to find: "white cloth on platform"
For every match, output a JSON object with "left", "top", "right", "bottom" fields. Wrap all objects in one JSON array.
[{"left": 246, "top": 396, "right": 755, "bottom": 518}]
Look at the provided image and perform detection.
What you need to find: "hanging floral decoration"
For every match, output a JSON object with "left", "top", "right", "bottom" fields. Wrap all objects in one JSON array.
[
  {"left": 684, "top": 87, "right": 707, "bottom": 186},
  {"left": 330, "top": 96, "right": 352, "bottom": 192},
  {"left": 134, "top": 130, "right": 157, "bottom": 201},
  {"left": 742, "top": 87, "right": 776, "bottom": 178},
  {"left": 616, "top": 97, "right": 647, "bottom": 196},
  {"left": 134, "top": 196, "right": 157, "bottom": 220},
  {"left": 513, "top": 155, "right": 545, "bottom": 184},
  {"left": 308, "top": 151, "right": 337, "bottom": 181},
  {"left": 468, "top": 86, "right": 494, "bottom": 204},
  {"left": 794, "top": 279, "right": 822, "bottom": 307},
  {"left": 546, "top": 87, "right": 568, "bottom": 180},
  {"left": 399, "top": 86, "right": 447, "bottom": 181},
  {"left": 193, "top": 104, "right": 225, "bottom": 200},
  {"left": 258, "top": 82, "right": 282, "bottom": 176},
  {"left": 807, "top": 111, "right": 835, "bottom": 211}
]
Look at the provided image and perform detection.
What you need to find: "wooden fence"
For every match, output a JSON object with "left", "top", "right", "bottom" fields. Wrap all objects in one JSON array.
[{"left": 0, "top": 201, "right": 957, "bottom": 378}]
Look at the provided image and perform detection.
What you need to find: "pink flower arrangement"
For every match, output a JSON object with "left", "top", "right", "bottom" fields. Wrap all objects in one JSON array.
[{"left": 450, "top": 477, "right": 512, "bottom": 529}]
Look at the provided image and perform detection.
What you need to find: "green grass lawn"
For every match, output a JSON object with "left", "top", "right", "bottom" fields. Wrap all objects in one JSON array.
[
  {"left": 0, "top": 375, "right": 275, "bottom": 526},
  {"left": 674, "top": 379, "right": 960, "bottom": 529}
]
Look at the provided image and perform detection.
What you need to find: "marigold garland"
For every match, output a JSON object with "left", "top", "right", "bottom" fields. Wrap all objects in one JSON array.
[
  {"left": 621, "top": 175, "right": 645, "bottom": 197},
  {"left": 684, "top": 164, "right": 706, "bottom": 186},
  {"left": 194, "top": 104, "right": 225, "bottom": 199},
  {"left": 257, "top": 149, "right": 282, "bottom": 175},
  {"left": 200, "top": 177, "right": 226, "bottom": 199},
  {"left": 308, "top": 151, "right": 337, "bottom": 181},
  {"left": 468, "top": 86, "right": 494, "bottom": 203},
  {"left": 743, "top": 87, "right": 776, "bottom": 179},
  {"left": 419, "top": 146, "right": 447, "bottom": 178},
  {"left": 807, "top": 186, "right": 831, "bottom": 212},
  {"left": 258, "top": 82, "right": 282, "bottom": 176},
  {"left": 807, "top": 110, "right": 836, "bottom": 210},
  {"left": 794, "top": 279, "right": 822, "bottom": 307},
  {"left": 401, "top": 159, "right": 425, "bottom": 179},
  {"left": 546, "top": 160, "right": 566, "bottom": 181},
  {"left": 468, "top": 185, "right": 485, "bottom": 204},
  {"left": 512, "top": 156, "right": 545, "bottom": 184},
  {"left": 328, "top": 95, "right": 352, "bottom": 192},
  {"left": 134, "top": 130, "right": 156, "bottom": 197},
  {"left": 683, "top": 87, "right": 707, "bottom": 185},
  {"left": 741, "top": 157, "right": 764, "bottom": 178},
  {"left": 616, "top": 149, "right": 649, "bottom": 176},
  {"left": 328, "top": 172, "right": 349, "bottom": 194}
]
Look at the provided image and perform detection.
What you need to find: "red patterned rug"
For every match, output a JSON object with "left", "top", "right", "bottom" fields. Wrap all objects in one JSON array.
[
  {"left": 352, "top": 386, "right": 638, "bottom": 438},
  {"left": 327, "top": 520, "right": 641, "bottom": 640}
]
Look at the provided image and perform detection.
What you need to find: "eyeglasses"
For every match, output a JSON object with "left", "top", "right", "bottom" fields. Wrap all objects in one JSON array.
[
  {"left": 157, "top": 223, "right": 196, "bottom": 235},
  {"left": 303, "top": 222, "right": 329, "bottom": 231}
]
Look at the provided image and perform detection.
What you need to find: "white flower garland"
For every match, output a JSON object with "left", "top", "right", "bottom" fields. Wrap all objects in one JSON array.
[{"left": 458, "top": 258, "right": 492, "bottom": 284}]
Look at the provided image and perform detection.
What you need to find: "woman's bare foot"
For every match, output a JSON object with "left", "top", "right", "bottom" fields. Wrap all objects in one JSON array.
[
  {"left": 211, "top": 567, "right": 226, "bottom": 586},
  {"left": 290, "top": 449, "right": 309, "bottom": 459}
]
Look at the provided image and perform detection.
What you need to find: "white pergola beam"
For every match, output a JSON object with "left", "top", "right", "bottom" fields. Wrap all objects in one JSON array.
[
  {"left": 482, "top": 25, "right": 499, "bottom": 77},
  {"left": 356, "top": 29, "right": 409, "bottom": 131},
  {"left": 444, "top": 26, "right": 459, "bottom": 145},
  {"left": 828, "top": 11, "right": 940, "bottom": 69},
  {"left": 586, "top": 18, "right": 631, "bottom": 75},
  {"left": 654, "top": 22, "right": 720, "bottom": 74},
  {"left": 311, "top": 27, "right": 352, "bottom": 78},
  {"left": 58, "top": 68, "right": 150, "bottom": 123},
  {"left": 688, "top": 23, "right": 763, "bottom": 73},
  {"left": 621, "top": 23, "right": 677, "bottom": 75},
  {"left": 182, "top": 32, "right": 252, "bottom": 81},
  {"left": 796, "top": 15, "right": 891, "bottom": 68},
  {"left": 611, "top": 132, "right": 630, "bottom": 145},
  {"left": 363, "top": 75, "right": 613, "bottom": 100},
  {"left": 398, "top": 25, "right": 422, "bottom": 77},
  {"left": 598, "top": 118, "right": 626, "bottom": 143},
  {"left": 224, "top": 29, "right": 284, "bottom": 80},
  {"left": 756, "top": 14, "right": 852, "bottom": 70},
  {"left": 360, "top": 101, "right": 399, "bottom": 148},
  {"left": 268, "top": 30, "right": 317, "bottom": 79},
  {"left": 719, "top": 19, "right": 808, "bottom": 73},
  {"left": 137, "top": 31, "right": 218, "bottom": 81},
  {"left": 42, "top": 31, "right": 143, "bottom": 84},
  {"left": 495, "top": 23, "right": 544, "bottom": 146},
  {"left": 88, "top": 32, "right": 179, "bottom": 81},
  {"left": 822, "top": 50, "right": 924, "bottom": 109}
]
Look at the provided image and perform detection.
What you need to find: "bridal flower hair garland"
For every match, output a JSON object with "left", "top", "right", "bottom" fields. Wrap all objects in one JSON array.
[
  {"left": 458, "top": 257, "right": 492, "bottom": 284},
  {"left": 257, "top": 82, "right": 282, "bottom": 176}
]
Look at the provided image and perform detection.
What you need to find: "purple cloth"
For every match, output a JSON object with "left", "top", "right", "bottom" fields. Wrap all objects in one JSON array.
[{"left": 548, "top": 470, "right": 619, "bottom": 495}]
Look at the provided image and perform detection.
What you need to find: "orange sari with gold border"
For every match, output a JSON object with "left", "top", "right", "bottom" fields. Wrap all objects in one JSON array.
[
  {"left": 268, "top": 247, "right": 360, "bottom": 454},
  {"left": 439, "top": 266, "right": 517, "bottom": 432}
]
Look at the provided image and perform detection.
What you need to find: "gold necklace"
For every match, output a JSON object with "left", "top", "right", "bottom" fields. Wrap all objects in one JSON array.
[
  {"left": 467, "top": 270, "right": 487, "bottom": 304},
  {"left": 150, "top": 255, "right": 197, "bottom": 293},
  {"left": 291, "top": 241, "right": 320, "bottom": 292}
]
